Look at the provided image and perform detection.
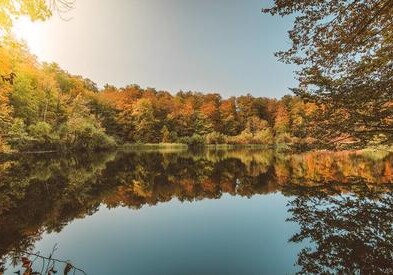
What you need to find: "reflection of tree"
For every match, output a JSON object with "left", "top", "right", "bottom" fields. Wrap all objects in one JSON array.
[
  {"left": 286, "top": 184, "right": 393, "bottom": 274},
  {"left": 0, "top": 149, "right": 392, "bottom": 265},
  {"left": 0, "top": 152, "right": 117, "bottom": 258}
]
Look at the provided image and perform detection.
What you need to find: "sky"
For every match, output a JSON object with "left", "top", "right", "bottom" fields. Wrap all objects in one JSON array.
[{"left": 13, "top": 0, "right": 297, "bottom": 99}]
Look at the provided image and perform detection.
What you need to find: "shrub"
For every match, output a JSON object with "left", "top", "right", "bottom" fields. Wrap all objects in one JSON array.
[
  {"left": 253, "top": 129, "right": 274, "bottom": 145},
  {"left": 275, "top": 132, "right": 293, "bottom": 144},
  {"left": 8, "top": 118, "right": 33, "bottom": 150},
  {"left": 179, "top": 134, "right": 205, "bottom": 147},
  {"left": 72, "top": 123, "right": 116, "bottom": 151},
  {"left": 28, "top": 121, "right": 57, "bottom": 147},
  {"left": 228, "top": 131, "right": 253, "bottom": 144},
  {"left": 205, "top": 131, "right": 226, "bottom": 144}
]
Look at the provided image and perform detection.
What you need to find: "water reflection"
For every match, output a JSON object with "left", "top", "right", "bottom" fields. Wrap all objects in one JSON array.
[
  {"left": 0, "top": 148, "right": 392, "bottom": 273},
  {"left": 286, "top": 185, "right": 393, "bottom": 274}
]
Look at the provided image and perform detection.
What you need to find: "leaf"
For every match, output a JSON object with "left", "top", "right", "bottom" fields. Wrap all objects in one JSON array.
[
  {"left": 23, "top": 267, "right": 32, "bottom": 275},
  {"left": 21, "top": 257, "right": 30, "bottom": 265}
]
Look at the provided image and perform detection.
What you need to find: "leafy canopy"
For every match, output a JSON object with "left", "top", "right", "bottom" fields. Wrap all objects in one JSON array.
[{"left": 263, "top": 0, "right": 393, "bottom": 148}]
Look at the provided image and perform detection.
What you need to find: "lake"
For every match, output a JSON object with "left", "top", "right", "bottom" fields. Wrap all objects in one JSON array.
[{"left": 0, "top": 148, "right": 392, "bottom": 274}]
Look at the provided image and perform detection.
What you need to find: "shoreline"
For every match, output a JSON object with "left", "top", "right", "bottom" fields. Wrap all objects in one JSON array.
[{"left": 1, "top": 143, "right": 392, "bottom": 159}]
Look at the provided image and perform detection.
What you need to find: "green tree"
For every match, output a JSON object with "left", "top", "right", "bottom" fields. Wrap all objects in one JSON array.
[
  {"left": 132, "top": 98, "right": 158, "bottom": 143},
  {"left": 10, "top": 73, "right": 41, "bottom": 125},
  {"left": 8, "top": 118, "right": 31, "bottom": 149},
  {"left": 28, "top": 121, "right": 53, "bottom": 145},
  {"left": 253, "top": 128, "right": 274, "bottom": 145},
  {"left": 161, "top": 125, "right": 170, "bottom": 143},
  {"left": 194, "top": 111, "right": 214, "bottom": 136},
  {"left": 0, "top": 85, "right": 13, "bottom": 150},
  {"left": 205, "top": 131, "right": 226, "bottom": 144},
  {"left": 246, "top": 116, "right": 269, "bottom": 136},
  {"left": 236, "top": 94, "right": 258, "bottom": 128}
]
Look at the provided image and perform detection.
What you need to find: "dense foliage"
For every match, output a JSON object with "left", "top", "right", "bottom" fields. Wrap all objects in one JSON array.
[
  {"left": 1, "top": 35, "right": 391, "bottom": 152},
  {"left": 263, "top": 0, "right": 393, "bottom": 147},
  {"left": 93, "top": 83, "right": 319, "bottom": 147},
  {"left": 0, "top": 37, "right": 116, "bottom": 152},
  {"left": 0, "top": 37, "right": 326, "bottom": 152}
]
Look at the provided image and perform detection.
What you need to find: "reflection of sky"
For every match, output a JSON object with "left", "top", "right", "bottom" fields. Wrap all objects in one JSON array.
[{"left": 14, "top": 193, "right": 302, "bottom": 275}]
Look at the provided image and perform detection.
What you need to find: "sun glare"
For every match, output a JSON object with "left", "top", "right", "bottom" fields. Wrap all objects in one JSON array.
[{"left": 13, "top": 17, "right": 46, "bottom": 59}]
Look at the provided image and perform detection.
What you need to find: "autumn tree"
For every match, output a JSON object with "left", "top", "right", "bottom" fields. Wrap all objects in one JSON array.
[
  {"left": 236, "top": 94, "right": 258, "bottom": 127},
  {"left": 0, "top": 45, "right": 13, "bottom": 150},
  {"left": 131, "top": 98, "right": 159, "bottom": 143},
  {"left": 219, "top": 97, "right": 239, "bottom": 135},
  {"left": 200, "top": 93, "right": 221, "bottom": 131},
  {"left": 167, "top": 95, "right": 195, "bottom": 138},
  {"left": 0, "top": 85, "right": 12, "bottom": 151},
  {"left": 263, "top": 0, "right": 393, "bottom": 148},
  {"left": 2, "top": 34, "right": 372, "bottom": 150},
  {"left": 273, "top": 102, "right": 289, "bottom": 134},
  {"left": 160, "top": 125, "right": 170, "bottom": 143}
]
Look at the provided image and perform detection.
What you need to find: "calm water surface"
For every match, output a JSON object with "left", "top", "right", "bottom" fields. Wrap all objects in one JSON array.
[{"left": 0, "top": 148, "right": 392, "bottom": 274}]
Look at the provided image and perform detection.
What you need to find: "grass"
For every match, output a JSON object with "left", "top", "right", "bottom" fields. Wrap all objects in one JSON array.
[
  {"left": 119, "top": 143, "right": 287, "bottom": 153},
  {"left": 119, "top": 143, "right": 188, "bottom": 152},
  {"left": 205, "top": 144, "right": 274, "bottom": 150},
  {"left": 360, "top": 145, "right": 393, "bottom": 161}
]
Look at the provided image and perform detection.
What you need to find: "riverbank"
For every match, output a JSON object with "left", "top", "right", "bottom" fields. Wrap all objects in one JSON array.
[{"left": 1, "top": 143, "right": 392, "bottom": 160}]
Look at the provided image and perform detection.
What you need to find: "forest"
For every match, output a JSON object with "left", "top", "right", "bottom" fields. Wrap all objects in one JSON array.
[
  {"left": 0, "top": 0, "right": 392, "bottom": 153},
  {"left": 0, "top": 36, "right": 322, "bottom": 152},
  {"left": 2, "top": 36, "right": 381, "bottom": 153}
]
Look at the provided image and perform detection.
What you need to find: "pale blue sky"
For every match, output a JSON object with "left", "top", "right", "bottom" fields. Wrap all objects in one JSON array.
[{"left": 14, "top": 0, "right": 296, "bottom": 98}]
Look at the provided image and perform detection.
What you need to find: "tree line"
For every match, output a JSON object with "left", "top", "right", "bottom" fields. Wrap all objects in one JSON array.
[
  {"left": 0, "top": 37, "right": 326, "bottom": 152},
  {"left": 1, "top": 0, "right": 391, "bottom": 152},
  {"left": 0, "top": 36, "right": 390, "bottom": 152}
]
